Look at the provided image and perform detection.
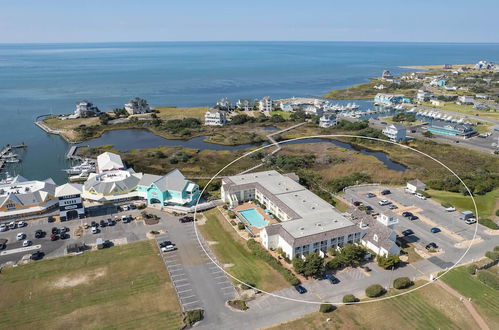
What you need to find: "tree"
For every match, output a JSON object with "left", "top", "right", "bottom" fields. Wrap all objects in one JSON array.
[
  {"left": 270, "top": 114, "right": 285, "bottom": 123},
  {"left": 377, "top": 254, "right": 401, "bottom": 269},
  {"left": 342, "top": 294, "right": 359, "bottom": 304},
  {"left": 393, "top": 277, "right": 413, "bottom": 289},
  {"left": 99, "top": 113, "right": 110, "bottom": 125},
  {"left": 423, "top": 131, "right": 434, "bottom": 138},
  {"left": 293, "top": 253, "right": 325, "bottom": 278},
  {"left": 319, "top": 304, "right": 336, "bottom": 313},
  {"left": 365, "top": 284, "right": 385, "bottom": 298}
]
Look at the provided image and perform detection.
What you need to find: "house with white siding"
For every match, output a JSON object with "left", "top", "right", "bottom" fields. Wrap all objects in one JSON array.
[
  {"left": 204, "top": 109, "right": 228, "bottom": 126},
  {"left": 258, "top": 96, "right": 274, "bottom": 112}
]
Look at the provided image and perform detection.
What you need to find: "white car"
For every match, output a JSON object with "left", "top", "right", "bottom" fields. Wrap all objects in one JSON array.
[
  {"left": 415, "top": 192, "right": 427, "bottom": 200},
  {"left": 161, "top": 245, "right": 176, "bottom": 252},
  {"left": 445, "top": 206, "right": 456, "bottom": 212},
  {"left": 378, "top": 200, "right": 391, "bottom": 206},
  {"left": 465, "top": 218, "right": 477, "bottom": 225},
  {"left": 8, "top": 221, "right": 17, "bottom": 229},
  {"left": 16, "top": 232, "right": 25, "bottom": 240},
  {"left": 0, "top": 224, "right": 7, "bottom": 232},
  {"left": 23, "top": 240, "right": 31, "bottom": 247},
  {"left": 122, "top": 205, "right": 129, "bottom": 211},
  {"left": 17, "top": 221, "right": 26, "bottom": 227},
  {"left": 91, "top": 227, "right": 98, "bottom": 234}
]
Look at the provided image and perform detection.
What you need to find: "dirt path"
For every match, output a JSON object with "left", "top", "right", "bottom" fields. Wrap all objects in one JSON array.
[{"left": 435, "top": 280, "right": 490, "bottom": 330}]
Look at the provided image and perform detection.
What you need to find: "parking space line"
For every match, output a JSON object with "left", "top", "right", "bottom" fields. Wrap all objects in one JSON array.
[
  {"left": 220, "top": 286, "right": 234, "bottom": 290},
  {"left": 177, "top": 288, "right": 193, "bottom": 294},
  {"left": 183, "top": 300, "right": 200, "bottom": 306},
  {"left": 175, "top": 283, "right": 191, "bottom": 288},
  {"left": 171, "top": 273, "right": 186, "bottom": 278},
  {"left": 213, "top": 275, "right": 227, "bottom": 279},
  {"left": 180, "top": 295, "right": 197, "bottom": 300},
  {"left": 173, "top": 278, "right": 189, "bottom": 283}
]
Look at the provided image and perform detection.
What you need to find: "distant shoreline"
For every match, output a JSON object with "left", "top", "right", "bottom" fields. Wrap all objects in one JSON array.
[{"left": 398, "top": 64, "right": 472, "bottom": 70}]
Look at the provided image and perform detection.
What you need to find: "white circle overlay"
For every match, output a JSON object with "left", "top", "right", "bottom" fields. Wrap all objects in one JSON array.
[{"left": 191, "top": 135, "right": 479, "bottom": 305}]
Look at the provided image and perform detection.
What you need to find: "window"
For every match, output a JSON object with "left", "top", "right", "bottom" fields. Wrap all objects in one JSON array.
[
  {"left": 330, "top": 237, "right": 337, "bottom": 246},
  {"left": 6, "top": 203, "right": 15, "bottom": 210}
]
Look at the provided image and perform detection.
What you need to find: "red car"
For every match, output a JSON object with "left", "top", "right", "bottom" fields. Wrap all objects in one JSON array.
[{"left": 50, "top": 234, "right": 58, "bottom": 241}]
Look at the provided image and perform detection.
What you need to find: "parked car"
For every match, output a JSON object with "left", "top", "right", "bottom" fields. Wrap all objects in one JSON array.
[
  {"left": 408, "top": 215, "right": 419, "bottom": 221},
  {"left": 161, "top": 244, "right": 176, "bottom": 252},
  {"left": 91, "top": 221, "right": 98, "bottom": 228},
  {"left": 364, "top": 205, "right": 373, "bottom": 211},
  {"left": 34, "top": 229, "right": 45, "bottom": 238},
  {"left": 47, "top": 216, "right": 55, "bottom": 223},
  {"left": 16, "top": 232, "right": 25, "bottom": 240},
  {"left": 129, "top": 204, "right": 137, "bottom": 210},
  {"left": 378, "top": 199, "right": 391, "bottom": 206},
  {"left": 388, "top": 204, "right": 398, "bottom": 210},
  {"left": 99, "top": 219, "right": 107, "bottom": 227},
  {"left": 465, "top": 218, "right": 477, "bottom": 225},
  {"left": 60, "top": 233, "right": 69, "bottom": 239},
  {"left": 107, "top": 218, "right": 115, "bottom": 226},
  {"left": 50, "top": 233, "right": 58, "bottom": 241},
  {"left": 179, "top": 216, "right": 194, "bottom": 223},
  {"left": 325, "top": 274, "right": 340, "bottom": 284},
  {"left": 402, "top": 229, "right": 414, "bottom": 236},
  {"left": 425, "top": 242, "right": 438, "bottom": 250},
  {"left": 353, "top": 201, "right": 362, "bottom": 207},
  {"left": 402, "top": 212, "right": 413, "bottom": 217},
  {"left": 430, "top": 227, "right": 441, "bottom": 233},
  {"left": 381, "top": 189, "right": 391, "bottom": 195},
  {"left": 0, "top": 224, "right": 7, "bottom": 232},
  {"left": 17, "top": 221, "right": 26, "bottom": 227},
  {"left": 366, "top": 193, "right": 376, "bottom": 198},
  {"left": 294, "top": 285, "right": 307, "bottom": 294},
  {"left": 122, "top": 215, "right": 130, "bottom": 223},
  {"left": 8, "top": 221, "right": 16, "bottom": 229},
  {"left": 122, "top": 205, "right": 130, "bottom": 211},
  {"left": 415, "top": 192, "right": 427, "bottom": 200},
  {"left": 59, "top": 226, "right": 68, "bottom": 233},
  {"left": 159, "top": 240, "right": 175, "bottom": 248},
  {"left": 22, "top": 240, "right": 31, "bottom": 247},
  {"left": 51, "top": 227, "right": 59, "bottom": 234},
  {"left": 445, "top": 206, "right": 456, "bottom": 212},
  {"left": 30, "top": 251, "right": 43, "bottom": 260},
  {"left": 91, "top": 227, "right": 98, "bottom": 234}
]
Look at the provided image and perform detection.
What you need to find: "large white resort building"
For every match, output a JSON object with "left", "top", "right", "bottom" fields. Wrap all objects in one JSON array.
[
  {"left": 221, "top": 170, "right": 364, "bottom": 259},
  {"left": 204, "top": 109, "right": 228, "bottom": 126}
]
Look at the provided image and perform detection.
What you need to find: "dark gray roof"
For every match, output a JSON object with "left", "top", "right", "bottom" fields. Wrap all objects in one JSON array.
[{"left": 348, "top": 208, "right": 396, "bottom": 251}]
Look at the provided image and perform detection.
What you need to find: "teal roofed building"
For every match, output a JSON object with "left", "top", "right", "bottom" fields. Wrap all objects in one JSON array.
[
  {"left": 374, "top": 93, "right": 405, "bottom": 106},
  {"left": 137, "top": 170, "right": 200, "bottom": 206},
  {"left": 427, "top": 122, "right": 476, "bottom": 137}
]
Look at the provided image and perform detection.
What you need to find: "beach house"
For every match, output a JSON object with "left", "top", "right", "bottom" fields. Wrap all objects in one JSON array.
[
  {"left": 204, "top": 109, "right": 228, "bottom": 126},
  {"left": 457, "top": 96, "right": 474, "bottom": 105},
  {"left": 319, "top": 113, "right": 337, "bottom": 128},
  {"left": 416, "top": 88, "right": 431, "bottom": 102},
  {"left": 216, "top": 97, "right": 233, "bottom": 111},
  {"left": 74, "top": 100, "right": 101, "bottom": 118},
  {"left": 125, "top": 98, "right": 150, "bottom": 115},
  {"left": 236, "top": 99, "right": 252, "bottom": 111},
  {"left": 382, "top": 124, "right": 406, "bottom": 142},
  {"left": 374, "top": 93, "right": 405, "bottom": 106},
  {"left": 259, "top": 96, "right": 274, "bottom": 112}
]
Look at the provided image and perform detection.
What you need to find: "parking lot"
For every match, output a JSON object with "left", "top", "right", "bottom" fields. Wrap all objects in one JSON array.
[{"left": 344, "top": 185, "right": 490, "bottom": 264}]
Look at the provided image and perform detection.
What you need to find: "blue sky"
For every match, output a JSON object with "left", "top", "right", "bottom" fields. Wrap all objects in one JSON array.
[{"left": 1, "top": 0, "right": 498, "bottom": 43}]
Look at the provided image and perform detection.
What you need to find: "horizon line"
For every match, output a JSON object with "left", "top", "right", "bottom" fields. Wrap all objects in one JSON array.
[{"left": 1, "top": 40, "right": 499, "bottom": 45}]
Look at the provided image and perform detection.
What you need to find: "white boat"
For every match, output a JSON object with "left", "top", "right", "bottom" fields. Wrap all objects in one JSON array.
[
  {"left": 5, "top": 158, "right": 20, "bottom": 163},
  {"left": 1, "top": 152, "right": 18, "bottom": 159},
  {"left": 0, "top": 172, "right": 14, "bottom": 184},
  {"left": 69, "top": 172, "right": 90, "bottom": 182},
  {"left": 64, "top": 160, "right": 95, "bottom": 175}
]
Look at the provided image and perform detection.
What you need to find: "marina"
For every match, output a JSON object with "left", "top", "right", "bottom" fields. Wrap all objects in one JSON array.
[{"left": 0, "top": 144, "right": 27, "bottom": 172}]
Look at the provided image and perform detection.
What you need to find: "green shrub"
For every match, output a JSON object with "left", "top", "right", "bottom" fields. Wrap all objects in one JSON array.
[
  {"left": 246, "top": 239, "right": 300, "bottom": 286},
  {"left": 416, "top": 190, "right": 431, "bottom": 198},
  {"left": 230, "top": 220, "right": 236, "bottom": 226},
  {"left": 377, "top": 255, "right": 400, "bottom": 269},
  {"left": 327, "top": 248, "right": 336, "bottom": 257},
  {"left": 467, "top": 264, "right": 478, "bottom": 275},
  {"left": 365, "top": 284, "right": 385, "bottom": 298},
  {"left": 393, "top": 277, "right": 413, "bottom": 289},
  {"left": 496, "top": 209, "right": 499, "bottom": 216},
  {"left": 183, "top": 309, "right": 204, "bottom": 326},
  {"left": 494, "top": 246, "right": 499, "bottom": 252},
  {"left": 228, "top": 210, "right": 236, "bottom": 219},
  {"left": 441, "top": 202, "right": 453, "bottom": 208},
  {"left": 342, "top": 294, "right": 359, "bottom": 304},
  {"left": 477, "top": 270, "right": 499, "bottom": 290},
  {"left": 228, "top": 299, "right": 249, "bottom": 311},
  {"left": 237, "top": 222, "right": 246, "bottom": 230},
  {"left": 240, "top": 281, "right": 256, "bottom": 290},
  {"left": 485, "top": 251, "right": 499, "bottom": 261},
  {"left": 319, "top": 304, "right": 336, "bottom": 313},
  {"left": 479, "top": 218, "right": 499, "bottom": 230}
]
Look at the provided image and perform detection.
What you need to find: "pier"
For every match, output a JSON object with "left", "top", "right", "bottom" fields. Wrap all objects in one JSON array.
[
  {"left": 66, "top": 145, "right": 89, "bottom": 161},
  {"left": 0, "top": 144, "right": 27, "bottom": 171}
]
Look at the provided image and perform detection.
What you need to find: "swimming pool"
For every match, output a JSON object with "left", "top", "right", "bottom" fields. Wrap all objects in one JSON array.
[{"left": 239, "top": 208, "right": 268, "bottom": 228}]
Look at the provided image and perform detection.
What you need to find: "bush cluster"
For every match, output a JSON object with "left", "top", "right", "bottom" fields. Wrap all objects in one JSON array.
[
  {"left": 183, "top": 309, "right": 204, "bottom": 326},
  {"left": 477, "top": 270, "right": 499, "bottom": 290},
  {"left": 479, "top": 218, "right": 499, "bottom": 230},
  {"left": 365, "top": 284, "right": 386, "bottom": 298},
  {"left": 247, "top": 239, "right": 300, "bottom": 285},
  {"left": 466, "top": 264, "right": 478, "bottom": 275},
  {"left": 228, "top": 299, "right": 249, "bottom": 311},
  {"left": 342, "top": 294, "right": 359, "bottom": 304},
  {"left": 485, "top": 250, "right": 499, "bottom": 261},
  {"left": 377, "top": 255, "right": 401, "bottom": 269},
  {"left": 237, "top": 222, "right": 246, "bottom": 230},
  {"left": 393, "top": 277, "right": 413, "bottom": 290},
  {"left": 319, "top": 304, "right": 336, "bottom": 313}
]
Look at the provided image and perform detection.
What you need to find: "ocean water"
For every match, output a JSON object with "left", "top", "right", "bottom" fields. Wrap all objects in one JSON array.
[{"left": 0, "top": 41, "right": 498, "bottom": 182}]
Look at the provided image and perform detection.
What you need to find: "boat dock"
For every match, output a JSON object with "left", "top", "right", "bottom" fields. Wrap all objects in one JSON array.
[
  {"left": 66, "top": 145, "right": 89, "bottom": 161},
  {"left": 0, "top": 144, "right": 27, "bottom": 170}
]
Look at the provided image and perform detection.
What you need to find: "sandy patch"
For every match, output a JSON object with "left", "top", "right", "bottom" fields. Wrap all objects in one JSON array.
[
  {"left": 484, "top": 229, "right": 499, "bottom": 236},
  {"left": 454, "top": 236, "right": 483, "bottom": 248},
  {"left": 223, "top": 263, "right": 234, "bottom": 268},
  {"left": 52, "top": 268, "right": 107, "bottom": 289},
  {"left": 207, "top": 241, "right": 219, "bottom": 245},
  {"left": 415, "top": 247, "right": 444, "bottom": 259},
  {"left": 196, "top": 214, "right": 207, "bottom": 225}
]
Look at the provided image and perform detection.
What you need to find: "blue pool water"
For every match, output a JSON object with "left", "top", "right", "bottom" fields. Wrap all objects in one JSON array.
[{"left": 239, "top": 208, "right": 268, "bottom": 228}]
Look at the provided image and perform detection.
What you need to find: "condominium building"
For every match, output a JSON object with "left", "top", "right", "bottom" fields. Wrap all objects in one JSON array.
[
  {"left": 204, "top": 109, "right": 228, "bottom": 126},
  {"left": 319, "top": 113, "right": 337, "bottom": 128},
  {"left": 125, "top": 98, "right": 150, "bottom": 115},
  {"left": 258, "top": 96, "right": 273, "bottom": 112},
  {"left": 75, "top": 100, "right": 101, "bottom": 118},
  {"left": 382, "top": 124, "right": 406, "bottom": 142}
]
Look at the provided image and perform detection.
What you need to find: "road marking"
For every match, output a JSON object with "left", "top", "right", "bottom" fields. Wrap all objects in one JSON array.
[
  {"left": 0, "top": 244, "right": 41, "bottom": 256},
  {"left": 171, "top": 273, "right": 186, "bottom": 278},
  {"left": 180, "top": 295, "right": 196, "bottom": 300},
  {"left": 214, "top": 275, "right": 227, "bottom": 279},
  {"left": 173, "top": 278, "right": 189, "bottom": 283},
  {"left": 220, "top": 286, "right": 234, "bottom": 290},
  {"left": 175, "top": 283, "right": 191, "bottom": 288},
  {"left": 183, "top": 300, "right": 200, "bottom": 306},
  {"left": 177, "top": 288, "right": 193, "bottom": 294}
]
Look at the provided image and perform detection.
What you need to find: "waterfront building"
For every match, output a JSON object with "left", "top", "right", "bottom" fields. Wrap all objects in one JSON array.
[
  {"left": 136, "top": 170, "right": 200, "bottom": 206},
  {"left": 236, "top": 99, "right": 252, "bottom": 111},
  {"left": 97, "top": 152, "right": 125, "bottom": 174},
  {"left": 374, "top": 93, "right": 405, "bottom": 106},
  {"left": 303, "top": 105, "right": 323, "bottom": 117},
  {"left": 457, "top": 95, "right": 474, "bottom": 105},
  {"left": 82, "top": 168, "right": 143, "bottom": 203},
  {"left": 216, "top": 97, "right": 233, "bottom": 111},
  {"left": 55, "top": 183, "right": 85, "bottom": 221},
  {"left": 258, "top": 96, "right": 273, "bottom": 112},
  {"left": 430, "top": 99, "right": 445, "bottom": 106},
  {"left": 125, "top": 97, "right": 150, "bottom": 115},
  {"left": 381, "top": 70, "right": 393, "bottom": 80},
  {"left": 475, "top": 60, "right": 495, "bottom": 70},
  {"left": 0, "top": 176, "right": 58, "bottom": 220},
  {"left": 443, "top": 64, "right": 453, "bottom": 69},
  {"left": 319, "top": 113, "right": 337, "bottom": 128},
  {"left": 75, "top": 100, "right": 101, "bottom": 118},
  {"left": 428, "top": 122, "right": 475, "bottom": 137},
  {"left": 382, "top": 124, "right": 406, "bottom": 142},
  {"left": 406, "top": 179, "right": 426, "bottom": 193},
  {"left": 416, "top": 88, "right": 431, "bottom": 102},
  {"left": 204, "top": 109, "right": 228, "bottom": 126},
  {"left": 221, "top": 171, "right": 362, "bottom": 259}
]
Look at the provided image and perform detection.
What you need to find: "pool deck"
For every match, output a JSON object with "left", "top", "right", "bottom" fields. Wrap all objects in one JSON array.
[{"left": 234, "top": 202, "right": 277, "bottom": 234}]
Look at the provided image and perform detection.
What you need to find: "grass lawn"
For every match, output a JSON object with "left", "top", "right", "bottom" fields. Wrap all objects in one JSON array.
[
  {"left": 441, "top": 265, "right": 499, "bottom": 326},
  {"left": 43, "top": 116, "right": 100, "bottom": 129},
  {"left": 269, "top": 110, "right": 292, "bottom": 120},
  {"left": 269, "top": 282, "right": 478, "bottom": 330},
  {"left": 199, "top": 209, "right": 290, "bottom": 292},
  {"left": 154, "top": 106, "right": 209, "bottom": 120},
  {"left": 0, "top": 240, "right": 183, "bottom": 330},
  {"left": 332, "top": 196, "right": 349, "bottom": 213},
  {"left": 421, "top": 102, "right": 499, "bottom": 120},
  {"left": 428, "top": 188, "right": 499, "bottom": 219}
]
